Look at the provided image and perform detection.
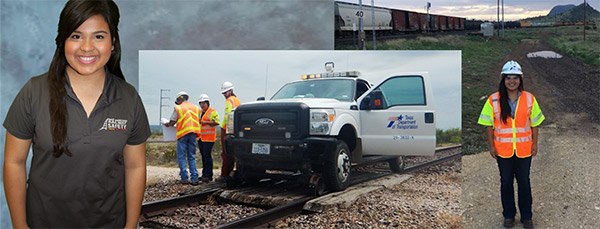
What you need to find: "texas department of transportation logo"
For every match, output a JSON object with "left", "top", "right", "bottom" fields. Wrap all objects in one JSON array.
[
  {"left": 99, "top": 118, "right": 128, "bottom": 131},
  {"left": 255, "top": 118, "right": 274, "bottom": 127},
  {"left": 387, "top": 115, "right": 418, "bottom": 129}
]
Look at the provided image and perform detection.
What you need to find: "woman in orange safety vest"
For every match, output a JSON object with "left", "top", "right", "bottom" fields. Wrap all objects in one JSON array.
[
  {"left": 196, "top": 94, "right": 220, "bottom": 182},
  {"left": 478, "top": 60, "right": 544, "bottom": 229}
]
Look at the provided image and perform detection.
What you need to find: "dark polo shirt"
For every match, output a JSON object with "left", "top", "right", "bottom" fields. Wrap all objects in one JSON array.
[{"left": 3, "top": 71, "right": 150, "bottom": 228}]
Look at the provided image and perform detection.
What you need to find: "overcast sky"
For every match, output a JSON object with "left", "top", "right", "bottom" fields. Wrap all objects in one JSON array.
[
  {"left": 139, "top": 50, "right": 461, "bottom": 130},
  {"left": 338, "top": 0, "right": 598, "bottom": 21}
]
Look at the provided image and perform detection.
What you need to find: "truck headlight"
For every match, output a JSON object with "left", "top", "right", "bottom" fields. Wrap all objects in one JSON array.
[
  {"left": 310, "top": 109, "right": 335, "bottom": 135},
  {"left": 226, "top": 111, "right": 234, "bottom": 135}
]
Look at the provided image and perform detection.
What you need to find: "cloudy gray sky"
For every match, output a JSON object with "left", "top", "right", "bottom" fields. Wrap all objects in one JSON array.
[
  {"left": 139, "top": 50, "right": 461, "bottom": 130},
  {"left": 338, "top": 0, "right": 598, "bottom": 21}
]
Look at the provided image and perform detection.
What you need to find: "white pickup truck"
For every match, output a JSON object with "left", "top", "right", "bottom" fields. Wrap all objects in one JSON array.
[{"left": 225, "top": 64, "right": 436, "bottom": 192}]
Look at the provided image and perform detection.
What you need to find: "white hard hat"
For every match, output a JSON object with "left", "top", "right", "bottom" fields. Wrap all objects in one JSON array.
[
  {"left": 176, "top": 91, "right": 189, "bottom": 98},
  {"left": 198, "top": 94, "right": 210, "bottom": 103},
  {"left": 501, "top": 60, "right": 523, "bottom": 76},
  {"left": 221, "top": 81, "right": 234, "bottom": 94}
]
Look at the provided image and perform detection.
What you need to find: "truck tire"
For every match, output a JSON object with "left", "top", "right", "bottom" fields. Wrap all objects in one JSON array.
[
  {"left": 388, "top": 156, "right": 406, "bottom": 173},
  {"left": 323, "top": 140, "right": 351, "bottom": 191}
]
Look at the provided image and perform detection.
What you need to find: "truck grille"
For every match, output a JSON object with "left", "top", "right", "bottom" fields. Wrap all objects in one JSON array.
[{"left": 234, "top": 102, "right": 309, "bottom": 140}]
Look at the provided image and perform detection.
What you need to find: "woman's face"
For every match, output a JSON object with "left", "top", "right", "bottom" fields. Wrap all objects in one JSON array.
[
  {"left": 199, "top": 102, "right": 208, "bottom": 110},
  {"left": 64, "top": 14, "right": 113, "bottom": 78},
  {"left": 504, "top": 74, "right": 521, "bottom": 91}
]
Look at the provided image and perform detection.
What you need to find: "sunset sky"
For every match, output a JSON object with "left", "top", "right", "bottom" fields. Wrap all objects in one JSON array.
[{"left": 338, "top": 0, "right": 598, "bottom": 21}]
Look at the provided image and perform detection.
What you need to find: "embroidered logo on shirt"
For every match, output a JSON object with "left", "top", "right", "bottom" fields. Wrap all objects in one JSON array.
[{"left": 99, "top": 118, "right": 128, "bottom": 131}]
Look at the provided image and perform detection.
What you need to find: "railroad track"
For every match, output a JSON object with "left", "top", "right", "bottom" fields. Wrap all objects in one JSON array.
[
  {"left": 139, "top": 145, "right": 461, "bottom": 228},
  {"left": 335, "top": 30, "right": 474, "bottom": 46}
]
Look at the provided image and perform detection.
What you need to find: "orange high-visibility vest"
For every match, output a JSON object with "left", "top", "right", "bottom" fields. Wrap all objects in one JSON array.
[
  {"left": 489, "top": 91, "right": 534, "bottom": 158},
  {"left": 222, "top": 95, "right": 240, "bottom": 129},
  {"left": 200, "top": 107, "right": 217, "bottom": 142},
  {"left": 227, "top": 96, "right": 240, "bottom": 109},
  {"left": 175, "top": 101, "right": 200, "bottom": 139}
]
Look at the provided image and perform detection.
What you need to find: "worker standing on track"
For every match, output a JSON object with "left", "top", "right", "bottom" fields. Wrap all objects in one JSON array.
[
  {"left": 478, "top": 60, "right": 545, "bottom": 229},
  {"left": 165, "top": 91, "right": 201, "bottom": 186},
  {"left": 216, "top": 82, "right": 240, "bottom": 183},
  {"left": 197, "top": 94, "right": 220, "bottom": 182}
]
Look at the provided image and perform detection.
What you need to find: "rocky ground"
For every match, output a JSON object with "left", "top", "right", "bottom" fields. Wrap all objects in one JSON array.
[
  {"left": 276, "top": 159, "right": 462, "bottom": 228},
  {"left": 142, "top": 156, "right": 461, "bottom": 228},
  {"left": 462, "top": 38, "right": 600, "bottom": 228}
]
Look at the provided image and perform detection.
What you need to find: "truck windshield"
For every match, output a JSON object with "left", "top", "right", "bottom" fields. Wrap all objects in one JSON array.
[{"left": 271, "top": 79, "right": 354, "bottom": 101}]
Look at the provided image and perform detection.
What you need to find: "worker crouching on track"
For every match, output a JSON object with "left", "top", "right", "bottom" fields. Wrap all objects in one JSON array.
[
  {"left": 165, "top": 91, "right": 201, "bottom": 186},
  {"left": 478, "top": 60, "right": 545, "bottom": 229},
  {"left": 216, "top": 81, "right": 240, "bottom": 183},
  {"left": 197, "top": 94, "right": 220, "bottom": 182}
]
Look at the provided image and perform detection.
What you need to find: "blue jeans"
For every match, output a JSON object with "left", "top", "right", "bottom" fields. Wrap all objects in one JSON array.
[
  {"left": 497, "top": 155, "right": 532, "bottom": 220},
  {"left": 198, "top": 139, "right": 214, "bottom": 179},
  {"left": 177, "top": 133, "right": 198, "bottom": 182}
]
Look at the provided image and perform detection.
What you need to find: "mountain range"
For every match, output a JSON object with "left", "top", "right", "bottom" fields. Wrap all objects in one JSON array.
[{"left": 525, "top": 3, "right": 599, "bottom": 23}]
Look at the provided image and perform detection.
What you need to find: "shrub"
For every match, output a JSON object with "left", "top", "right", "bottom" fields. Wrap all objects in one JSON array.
[{"left": 163, "top": 149, "right": 177, "bottom": 160}]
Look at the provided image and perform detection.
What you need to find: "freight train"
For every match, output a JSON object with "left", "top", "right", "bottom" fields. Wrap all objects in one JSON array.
[{"left": 335, "top": 1, "right": 465, "bottom": 37}]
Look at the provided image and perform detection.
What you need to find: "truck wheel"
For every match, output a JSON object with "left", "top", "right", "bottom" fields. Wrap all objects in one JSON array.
[
  {"left": 323, "top": 140, "right": 351, "bottom": 191},
  {"left": 388, "top": 156, "right": 406, "bottom": 173}
]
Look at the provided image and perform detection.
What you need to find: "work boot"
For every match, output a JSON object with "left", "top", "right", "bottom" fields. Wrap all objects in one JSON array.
[
  {"left": 191, "top": 181, "right": 200, "bottom": 186},
  {"left": 521, "top": 219, "right": 533, "bottom": 229},
  {"left": 178, "top": 180, "right": 190, "bottom": 184},
  {"left": 215, "top": 176, "right": 231, "bottom": 183},
  {"left": 503, "top": 218, "right": 515, "bottom": 228}
]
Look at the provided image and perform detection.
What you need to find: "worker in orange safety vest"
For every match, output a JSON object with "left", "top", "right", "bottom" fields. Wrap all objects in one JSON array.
[
  {"left": 215, "top": 82, "right": 240, "bottom": 183},
  {"left": 165, "top": 91, "right": 201, "bottom": 186},
  {"left": 196, "top": 94, "right": 220, "bottom": 182},
  {"left": 477, "top": 60, "right": 544, "bottom": 229}
]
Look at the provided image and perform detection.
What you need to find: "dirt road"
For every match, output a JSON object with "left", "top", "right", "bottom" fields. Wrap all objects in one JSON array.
[{"left": 462, "top": 38, "right": 600, "bottom": 228}]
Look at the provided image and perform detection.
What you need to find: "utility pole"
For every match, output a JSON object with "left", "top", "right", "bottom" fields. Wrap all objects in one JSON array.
[
  {"left": 358, "top": 0, "right": 365, "bottom": 50},
  {"left": 371, "top": 0, "right": 376, "bottom": 50},
  {"left": 497, "top": 0, "right": 499, "bottom": 37},
  {"left": 583, "top": 0, "right": 586, "bottom": 41},
  {"left": 159, "top": 89, "right": 170, "bottom": 127},
  {"left": 501, "top": 0, "right": 504, "bottom": 39}
]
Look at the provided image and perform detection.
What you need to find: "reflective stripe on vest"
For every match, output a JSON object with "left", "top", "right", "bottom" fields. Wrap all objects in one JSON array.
[
  {"left": 175, "top": 102, "right": 200, "bottom": 139},
  {"left": 200, "top": 107, "right": 217, "bottom": 142},
  {"left": 227, "top": 96, "right": 240, "bottom": 109},
  {"left": 489, "top": 91, "right": 534, "bottom": 158}
]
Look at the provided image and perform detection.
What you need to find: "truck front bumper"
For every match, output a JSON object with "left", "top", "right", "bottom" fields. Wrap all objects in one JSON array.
[{"left": 225, "top": 136, "right": 337, "bottom": 173}]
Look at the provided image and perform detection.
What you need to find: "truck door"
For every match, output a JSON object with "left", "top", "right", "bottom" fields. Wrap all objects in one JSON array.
[{"left": 358, "top": 75, "right": 435, "bottom": 156}]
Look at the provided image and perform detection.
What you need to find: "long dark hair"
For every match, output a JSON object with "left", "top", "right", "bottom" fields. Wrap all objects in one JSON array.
[
  {"left": 49, "top": 0, "right": 124, "bottom": 157},
  {"left": 498, "top": 74, "right": 524, "bottom": 124}
]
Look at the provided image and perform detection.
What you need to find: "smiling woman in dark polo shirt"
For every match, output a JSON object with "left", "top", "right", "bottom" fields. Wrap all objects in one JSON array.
[{"left": 3, "top": 0, "right": 150, "bottom": 228}]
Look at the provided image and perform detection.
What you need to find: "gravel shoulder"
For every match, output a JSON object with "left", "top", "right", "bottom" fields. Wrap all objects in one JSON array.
[
  {"left": 462, "top": 38, "right": 600, "bottom": 228},
  {"left": 277, "top": 159, "right": 462, "bottom": 228}
]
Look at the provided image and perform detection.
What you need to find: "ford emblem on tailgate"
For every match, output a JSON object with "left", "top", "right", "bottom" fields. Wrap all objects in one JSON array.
[{"left": 255, "top": 118, "right": 274, "bottom": 127}]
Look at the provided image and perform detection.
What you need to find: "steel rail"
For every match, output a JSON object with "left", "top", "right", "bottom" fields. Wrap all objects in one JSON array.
[
  {"left": 139, "top": 188, "right": 221, "bottom": 219},
  {"left": 215, "top": 196, "right": 314, "bottom": 229},
  {"left": 215, "top": 147, "right": 462, "bottom": 228}
]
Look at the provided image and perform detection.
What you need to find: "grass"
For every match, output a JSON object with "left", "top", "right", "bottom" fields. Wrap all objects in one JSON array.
[
  {"left": 339, "top": 26, "right": 598, "bottom": 155},
  {"left": 546, "top": 26, "right": 600, "bottom": 67},
  {"left": 146, "top": 133, "right": 223, "bottom": 168}
]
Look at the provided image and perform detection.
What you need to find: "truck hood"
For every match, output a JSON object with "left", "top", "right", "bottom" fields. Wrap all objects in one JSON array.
[{"left": 242, "top": 98, "right": 356, "bottom": 109}]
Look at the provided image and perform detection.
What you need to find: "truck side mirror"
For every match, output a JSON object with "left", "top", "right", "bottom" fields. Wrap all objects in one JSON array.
[
  {"left": 369, "top": 89, "right": 386, "bottom": 110},
  {"left": 257, "top": 96, "right": 265, "bottom": 101}
]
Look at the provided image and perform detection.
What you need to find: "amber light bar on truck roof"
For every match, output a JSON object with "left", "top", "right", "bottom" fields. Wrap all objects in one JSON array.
[{"left": 301, "top": 71, "right": 361, "bottom": 80}]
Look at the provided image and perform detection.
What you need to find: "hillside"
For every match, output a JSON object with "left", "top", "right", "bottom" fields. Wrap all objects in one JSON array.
[
  {"left": 527, "top": 3, "right": 599, "bottom": 23},
  {"left": 548, "top": 4, "right": 576, "bottom": 16}
]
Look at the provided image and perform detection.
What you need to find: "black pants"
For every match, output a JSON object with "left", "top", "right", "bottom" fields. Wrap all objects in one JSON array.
[
  {"left": 198, "top": 139, "right": 215, "bottom": 179},
  {"left": 497, "top": 155, "right": 532, "bottom": 220}
]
